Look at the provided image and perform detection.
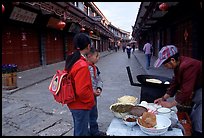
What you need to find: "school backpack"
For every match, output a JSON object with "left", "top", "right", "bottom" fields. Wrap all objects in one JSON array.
[{"left": 48, "top": 69, "right": 75, "bottom": 105}]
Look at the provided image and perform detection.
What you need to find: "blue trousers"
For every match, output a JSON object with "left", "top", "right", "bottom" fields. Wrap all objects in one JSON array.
[
  {"left": 89, "top": 98, "right": 99, "bottom": 135},
  {"left": 145, "top": 54, "right": 152, "bottom": 69},
  {"left": 70, "top": 109, "right": 90, "bottom": 136},
  {"left": 190, "top": 88, "right": 202, "bottom": 134}
]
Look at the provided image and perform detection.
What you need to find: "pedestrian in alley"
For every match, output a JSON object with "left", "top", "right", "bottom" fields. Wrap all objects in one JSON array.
[
  {"left": 126, "top": 45, "right": 132, "bottom": 59},
  {"left": 143, "top": 40, "right": 153, "bottom": 70},
  {"left": 132, "top": 43, "right": 136, "bottom": 53},
  {"left": 153, "top": 45, "right": 202, "bottom": 136},
  {"left": 122, "top": 43, "right": 126, "bottom": 52},
  {"left": 86, "top": 47, "right": 106, "bottom": 136},
  {"left": 65, "top": 33, "right": 95, "bottom": 136},
  {"left": 114, "top": 44, "right": 118, "bottom": 52}
]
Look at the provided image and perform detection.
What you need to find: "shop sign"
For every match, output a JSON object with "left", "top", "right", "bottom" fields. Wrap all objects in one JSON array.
[
  {"left": 9, "top": 7, "right": 37, "bottom": 24},
  {"left": 90, "top": 34, "right": 100, "bottom": 40},
  {"left": 92, "top": 16, "right": 102, "bottom": 22}
]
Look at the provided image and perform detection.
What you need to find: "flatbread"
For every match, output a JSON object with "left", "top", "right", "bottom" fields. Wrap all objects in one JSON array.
[
  {"left": 146, "top": 78, "right": 162, "bottom": 84},
  {"left": 164, "top": 81, "right": 170, "bottom": 84},
  {"left": 138, "top": 112, "right": 157, "bottom": 128},
  {"left": 118, "top": 96, "right": 138, "bottom": 104}
]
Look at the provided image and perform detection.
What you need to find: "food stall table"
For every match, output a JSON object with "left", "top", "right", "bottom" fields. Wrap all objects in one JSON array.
[
  {"left": 106, "top": 117, "right": 183, "bottom": 136},
  {"left": 107, "top": 105, "right": 183, "bottom": 136}
]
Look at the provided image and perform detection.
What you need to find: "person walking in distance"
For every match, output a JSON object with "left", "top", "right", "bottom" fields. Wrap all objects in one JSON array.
[
  {"left": 65, "top": 33, "right": 95, "bottom": 136},
  {"left": 122, "top": 43, "right": 126, "bottom": 52},
  {"left": 132, "top": 43, "right": 136, "bottom": 53},
  {"left": 143, "top": 40, "right": 153, "bottom": 70},
  {"left": 126, "top": 45, "right": 132, "bottom": 59},
  {"left": 86, "top": 47, "right": 106, "bottom": 136}
]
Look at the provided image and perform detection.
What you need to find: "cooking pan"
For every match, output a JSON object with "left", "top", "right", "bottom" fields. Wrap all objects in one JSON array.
[
  {"left": 137, "top": 75, "right": 171, "bottom": 88},
  {"left": 126, "top": 66, "right": 172, "bottom": 103},
  {"left": 126, "top": 66, "right": 171, "bottom": 88}
]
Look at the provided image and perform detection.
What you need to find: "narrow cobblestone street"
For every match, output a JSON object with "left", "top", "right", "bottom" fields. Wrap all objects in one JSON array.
[{"left": 2, "top": 50, "right": 145, "bottom": 136}]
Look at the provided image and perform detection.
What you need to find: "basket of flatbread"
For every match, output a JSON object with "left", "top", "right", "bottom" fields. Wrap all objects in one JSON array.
[{"left": 117, "top": 95, "right": 138, "bottom": 105}]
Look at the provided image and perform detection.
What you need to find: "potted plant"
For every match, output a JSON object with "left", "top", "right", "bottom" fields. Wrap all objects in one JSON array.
[{"left": 2, "top": 64, "right": 18, "bottom": 90}]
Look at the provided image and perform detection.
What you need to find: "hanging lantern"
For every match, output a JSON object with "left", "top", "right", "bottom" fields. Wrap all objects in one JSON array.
[
  {"left": 2, "top": 4, "right": 5, "bottom": 13},
  {"left": 81, "top": 27, "right": 85, "bottom": 32},
  {"left": 159, "top": 3, "right": 169, "bottom": 11},
  {"left": 57, "top": 20, "right": 66, "bottom": 30}
]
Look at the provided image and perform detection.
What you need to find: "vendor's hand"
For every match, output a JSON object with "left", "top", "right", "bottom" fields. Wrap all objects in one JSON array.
[
  {"left": 159, "top": 101, "right": 174, "bottom": 108},
  {"left": 154, "top": 97, "right": 163, "bottom": 105}
]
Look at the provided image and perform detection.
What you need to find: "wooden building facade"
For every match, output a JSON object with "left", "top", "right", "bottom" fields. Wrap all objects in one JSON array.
[
  {"left": 132, "top": 1, "right": 202, "bottom": 61},
  {"left": 2, "top": 2, "right": 114, "bottom": 71}
]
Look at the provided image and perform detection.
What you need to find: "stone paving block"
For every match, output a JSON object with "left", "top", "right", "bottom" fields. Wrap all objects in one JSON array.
[
  {"left": 2, "top": 123, "right": 18, "bottom": 136},
  {"left": 9, "top": 110, "right": 47, "bottom": 130},
  {"left": 27, "top": 115, "right": 62, "bottom": 134},
  {"left": 3, "top": 128, "right": 37, "bottom": 136},
  {"left": 2, "top": 102, "right": 26, "bottom": 116},
  {"left": 38, "top": 121, "right": 72, "bottom": 136},
  {"left": 63, "top": 128, "right": 74, "bottom": 136}
]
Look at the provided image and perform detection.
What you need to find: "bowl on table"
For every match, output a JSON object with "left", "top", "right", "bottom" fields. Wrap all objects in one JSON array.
[
  {"left": 137, "top": 115, "right": 171, "bottom": 136},
  {"left": 157, "top": 107, "right": 172, "bottom": 118},
  {"left": 123, "top": 115, "right": 138, "bottom": 127},
  {"left": 110, "top": 103, "right": 135, "bottom": 118}
]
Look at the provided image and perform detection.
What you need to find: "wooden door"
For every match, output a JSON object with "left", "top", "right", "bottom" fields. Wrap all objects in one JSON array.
[
  {"left": 2, "top": 24, "right": 40, "bottom": 71},
  {"left": 45, "top": 29, "right": 64, "bottom": 65},
  {"left": 172, "top": 20, "right": 192, "bottom": 57}
]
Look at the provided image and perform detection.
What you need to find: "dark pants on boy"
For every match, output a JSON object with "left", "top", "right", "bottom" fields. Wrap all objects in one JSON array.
[{"left": 89, "top": 97, "right": 100, "bottom": 136}]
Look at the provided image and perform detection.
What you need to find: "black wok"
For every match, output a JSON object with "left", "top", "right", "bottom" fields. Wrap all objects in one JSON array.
[
  {"left": 126, "top": 66, "right": 171, "bottom": 88},
  {"left": 126, "top": 66, "right": 172, "bottom": 103},
  {"left": 137, "top": 75, "right": 171, "bottom": 88}
]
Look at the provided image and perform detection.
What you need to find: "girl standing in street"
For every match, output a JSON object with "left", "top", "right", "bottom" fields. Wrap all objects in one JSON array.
[{"left": 65, "top": 33, "right": 95, "bottom": 136}]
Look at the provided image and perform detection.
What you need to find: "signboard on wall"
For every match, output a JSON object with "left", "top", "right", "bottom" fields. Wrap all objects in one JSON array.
[
  {"left": 9, "top": 6, "right": 37, "bottom": 24},
  {"left": 92, "top": 16, "right": 102, "bottom": 22}
]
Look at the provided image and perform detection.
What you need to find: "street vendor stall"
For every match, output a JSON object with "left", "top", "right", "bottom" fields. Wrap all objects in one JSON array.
[
  {"left": 107, "top": 102, "right": 184, "bottom": 136},
  {"left": 106, "top": 117, "right": 183, "bottom": 136}
]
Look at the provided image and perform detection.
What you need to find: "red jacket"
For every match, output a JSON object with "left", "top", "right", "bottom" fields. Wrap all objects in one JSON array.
[{"left": 67, "top": 56, "right": 95, "bottom": 110}]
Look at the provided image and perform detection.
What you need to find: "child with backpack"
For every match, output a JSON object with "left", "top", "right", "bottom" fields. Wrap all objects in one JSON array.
[
  {"left": 65, "top": 33, "right": 95, "bottom": 136},
  {"left": 86, "top": 47, "right": 106, "bottom": 136}
]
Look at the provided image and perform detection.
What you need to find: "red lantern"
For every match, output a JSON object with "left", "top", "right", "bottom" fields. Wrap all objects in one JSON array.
[
  {"left": 81, "top": 27, "right": 85, "bottom": 32},
  {"left": 57, "top": 20, "right": 66, "bottom": 30},
  {"left": 159, "top": 3, "right": 169, "bottom": 11},
  {"left": 2, "top": 4, "right": 5, "bottom": 13}
]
